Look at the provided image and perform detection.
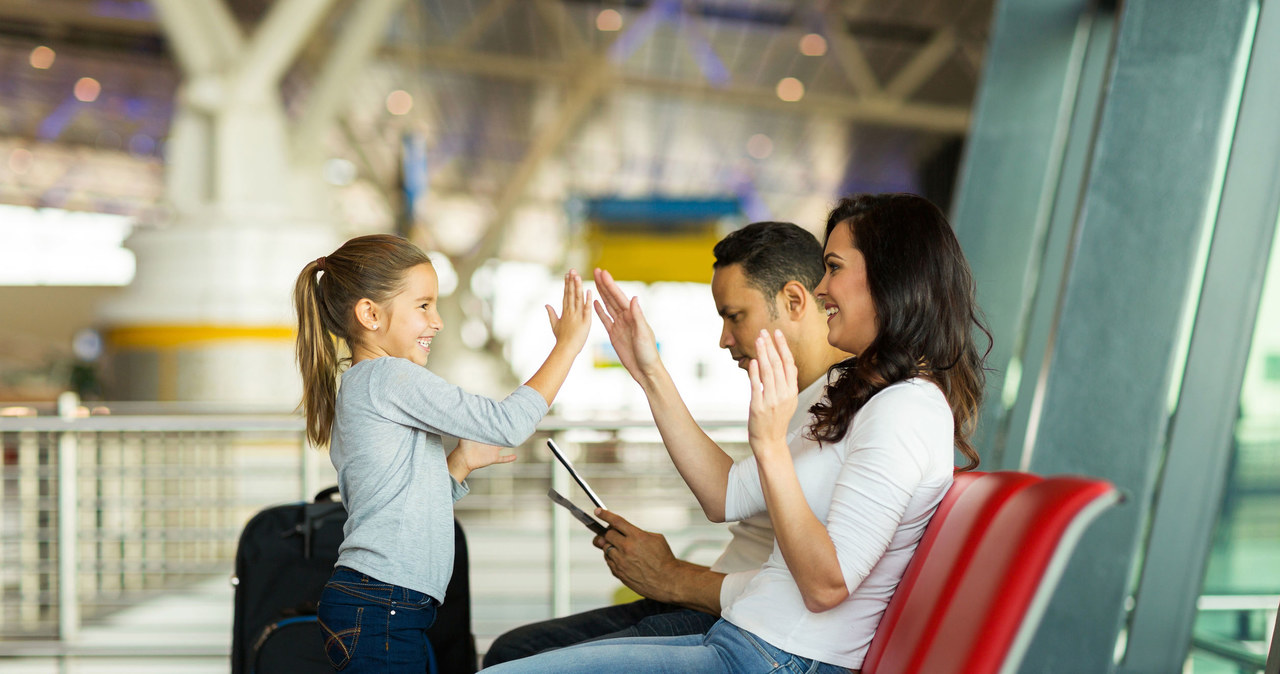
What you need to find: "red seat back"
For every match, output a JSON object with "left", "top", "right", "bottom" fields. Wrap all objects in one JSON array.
[
  {"left": 864, "top": 472, "right": 1120, "bottom": 674},
  {"left": 861, "top": 470, "right": 984, "bottom": 671}
]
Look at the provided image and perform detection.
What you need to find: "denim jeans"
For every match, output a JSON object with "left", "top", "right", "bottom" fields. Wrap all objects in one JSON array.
[
  {"left": 317, "top": 566, "right": 439, "bottom": 672},
  {"left": 482, "top": 619, "right": 852, "bottom": 674},
  {"left": 483, "top": 598, "right": 718, "bottom": 667}
]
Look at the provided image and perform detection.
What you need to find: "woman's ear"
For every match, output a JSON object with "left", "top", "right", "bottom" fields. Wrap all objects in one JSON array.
[
  {"left": 781, "top": 280, "right": 809, "bottom": 320},
  {"left": 354, "top": 298, "right": 381, "bottom": 332}
]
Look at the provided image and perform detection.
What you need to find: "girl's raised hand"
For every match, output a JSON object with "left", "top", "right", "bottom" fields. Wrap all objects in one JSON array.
[
  {"left": 545, "top": 269, "right": 593, "bottom": 353},
  {"left": 592, "top": 267, "right": 662, "bottom": 380},
  {"left": 747, "top": 329, "right": 798, "bottom": 459},
  {"left": 447, "top": 439, "right": 516, "bottom": 483}
]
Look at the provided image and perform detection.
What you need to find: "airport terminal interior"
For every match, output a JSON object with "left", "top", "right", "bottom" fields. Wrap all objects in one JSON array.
[{"left": 0, "top": 0, "right": 1278, "bottom": 671}]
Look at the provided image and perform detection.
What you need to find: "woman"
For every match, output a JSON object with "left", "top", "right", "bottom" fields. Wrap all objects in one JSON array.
[{"left": 487, "top": 193, "right": 989, "bottom": 673}]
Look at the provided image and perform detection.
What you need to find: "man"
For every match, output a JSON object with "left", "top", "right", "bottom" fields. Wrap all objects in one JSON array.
[{"left": 483, "top": 222, "right": 849, "bottom": 667}]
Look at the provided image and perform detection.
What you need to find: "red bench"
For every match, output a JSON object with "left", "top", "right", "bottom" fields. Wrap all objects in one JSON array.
[{"left": 862, "top": 471, "right": 1122, "bottom": 674}]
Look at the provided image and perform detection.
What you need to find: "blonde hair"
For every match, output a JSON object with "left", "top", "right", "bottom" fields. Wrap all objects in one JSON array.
[{"left": 293, "top": 234, "right": 432, "bottom": 447}]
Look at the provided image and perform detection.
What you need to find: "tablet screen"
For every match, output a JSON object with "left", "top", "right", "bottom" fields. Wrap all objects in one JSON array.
[
  {"left": 546, "top": 439, "right": 607, "bottom": 510},
  {"left": 547, "top": 488, "right": 607, "bottom": 535}
]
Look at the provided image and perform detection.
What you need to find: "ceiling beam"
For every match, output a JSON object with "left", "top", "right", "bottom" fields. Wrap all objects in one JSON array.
[{"left": 385, "top": 45, "right": 971, "bottom": 133}]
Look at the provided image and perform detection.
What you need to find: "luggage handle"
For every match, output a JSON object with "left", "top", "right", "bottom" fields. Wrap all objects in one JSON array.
[{"left": 276, "top": 486, "right": 344, "bottom": 559}]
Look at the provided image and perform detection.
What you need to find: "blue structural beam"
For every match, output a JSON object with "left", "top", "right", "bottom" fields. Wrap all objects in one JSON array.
[{"left": 585, "top": 196, "right": 740, "bottom": 225}]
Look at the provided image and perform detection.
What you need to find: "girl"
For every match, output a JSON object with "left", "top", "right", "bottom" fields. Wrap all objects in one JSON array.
[
  {"left": 293, "top": 234, "right": 591, "bottom": 672},
  {"left": 488, "top": 193, "right": 988, "bottom": 673}
]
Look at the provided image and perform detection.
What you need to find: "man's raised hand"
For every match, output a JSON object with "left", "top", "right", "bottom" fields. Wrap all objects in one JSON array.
[{"left": 592, "top": 268, "right": 663, "bottom": 381}]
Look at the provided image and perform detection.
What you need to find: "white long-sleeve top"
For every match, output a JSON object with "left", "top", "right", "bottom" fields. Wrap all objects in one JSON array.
[
  {"left": 721, "top": 378, "right": 955, "bottom": 670},
  {"left": 709, "top": 375, "right": 829, "bottom": 607}
]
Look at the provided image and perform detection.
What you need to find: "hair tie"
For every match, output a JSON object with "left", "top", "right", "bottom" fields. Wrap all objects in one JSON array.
[{"left": 315, "top": 256, "right": 326, "bottom": 271}]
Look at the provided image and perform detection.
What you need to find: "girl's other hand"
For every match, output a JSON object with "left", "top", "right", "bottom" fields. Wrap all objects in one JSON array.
[
  {"left": 447, "top": 439, "right": 516, "bottom": 482},
  {"left": 747, "top": 329, "right": 798, "bottom": 458},
  {"left": 546, "top": 269, "right": 593, "bottom": 353},
  {"left": 592, "top": 268, "right": 662, "bottom": 380}
]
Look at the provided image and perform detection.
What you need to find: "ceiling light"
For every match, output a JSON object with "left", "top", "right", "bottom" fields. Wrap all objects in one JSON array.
[
  {"left": 799, "top": 33, "right": 827, "bottom": 57},
  {"left": 8, "top": 148, "right": 33, "bottom": 174},
  {"left": 30, "top": 46, "right": 55, "bottom": 69},
  {"left": 776, "top": 77, "right": 805, "bottom": 102},
  {"left": 596, "top": 9, "right": 623, "bottom": 31},
  {"left": 386, "top": 89, "right": 413, "bottom": 115},
  {"left": 74, "top": 77, "right": 101, "bottom": 102},
  {"left": 746, "top": 133, "right": 773, "bottom": 159}
]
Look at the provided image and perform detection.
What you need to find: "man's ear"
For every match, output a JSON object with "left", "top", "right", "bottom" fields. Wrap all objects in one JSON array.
[
  {"left": 354, "top": 298, "right": 381, "bottom": 331},
  {"left": 780, "top": 280, "right": 809, "bottom": 320}
]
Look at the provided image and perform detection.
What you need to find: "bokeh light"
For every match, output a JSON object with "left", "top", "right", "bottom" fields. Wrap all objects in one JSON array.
[
  {"left": 799, "top": 33, "right": 828, "bottom": 56},
  {"left": 74, "top": 77, "right": 101, "bottom": 102},
  {"left": 29, "top": 46, "right": 55, "bottom": 69},
  {"left": 386, "top": 89, "right": 413, "bottom": 115},
  {"left": 596, "top": 9, "right": 623, "bottom": 31},
  {"left": 776, "top": 77, "right": 805, "bottom": 102}
]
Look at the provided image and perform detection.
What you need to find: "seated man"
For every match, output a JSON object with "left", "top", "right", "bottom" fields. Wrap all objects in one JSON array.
[{"left": 483, "top": 221, "right": 848, "bottom": 667}]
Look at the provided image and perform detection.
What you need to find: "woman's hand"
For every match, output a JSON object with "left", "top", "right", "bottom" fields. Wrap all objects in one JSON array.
[
  {"left": 447, "top": 439, "right": 516, "bottom": 482},
  {"left": 546, "top": 269, "right": 593, "bottom": 353},
  {"left": 592, "top": 268, "right": 663, "bottom": 381},
  {"left": 747, "top": 329, "right": 798, "bottom": 460}
]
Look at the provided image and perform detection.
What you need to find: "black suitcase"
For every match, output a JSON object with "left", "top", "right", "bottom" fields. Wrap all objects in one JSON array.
[{"left": 231, "top": 486, "right": 478, "bottom": 673}]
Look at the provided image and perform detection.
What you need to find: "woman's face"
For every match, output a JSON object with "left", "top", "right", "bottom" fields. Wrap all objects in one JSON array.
[{"left": 815, "top": 222, "right": 878, "bottom": 356}]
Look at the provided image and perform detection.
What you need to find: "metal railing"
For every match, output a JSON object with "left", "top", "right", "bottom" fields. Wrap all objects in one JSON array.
[{"left": 0, "top": 394, "right": 747, "bottom": 663}]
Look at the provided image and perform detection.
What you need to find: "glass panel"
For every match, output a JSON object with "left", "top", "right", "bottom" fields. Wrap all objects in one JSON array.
[{"left": 1191, "top": 215, "right": 1280, "bottom": 672}]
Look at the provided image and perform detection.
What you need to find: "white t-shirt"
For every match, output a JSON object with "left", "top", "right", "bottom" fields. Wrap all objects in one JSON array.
[
  {"left": 721, "top": 378, "right": 954, "bottom": 670},
  {"left": 709, "top": 375, "right": 829, "bottom": 608}
]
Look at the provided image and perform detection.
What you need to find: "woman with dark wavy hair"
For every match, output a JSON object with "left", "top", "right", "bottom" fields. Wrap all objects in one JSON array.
[
  {"left": 810, "top": 192, "right": 988, "bottom": 471},
  {"left": 487, "top": 193, "right": 989, "bottom": 674}
]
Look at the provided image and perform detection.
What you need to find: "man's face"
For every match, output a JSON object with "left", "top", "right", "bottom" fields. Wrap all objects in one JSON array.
[{"left": 710, "top": 263, "right": 786, "bottom": 371}]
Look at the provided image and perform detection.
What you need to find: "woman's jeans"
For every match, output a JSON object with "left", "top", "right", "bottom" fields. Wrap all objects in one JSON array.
[
  {"left": 482, "top": 618, "right": 853, "bottom": 674},
  {"left": 317, "top": 566, "right": 438, "bottom": 672}
]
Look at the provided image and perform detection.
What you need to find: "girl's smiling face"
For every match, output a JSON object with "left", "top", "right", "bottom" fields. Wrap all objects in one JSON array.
[
  {"left": 815, "top": 222, "right": 878, "bottom": 356},
  {"left": 374, "top": 263, "right": 444, "bottom": 366}
]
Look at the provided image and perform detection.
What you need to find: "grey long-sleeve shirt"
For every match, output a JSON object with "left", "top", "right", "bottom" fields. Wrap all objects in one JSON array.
[{"left": 330, "top": 356, "right": 548, "bottom": 601}]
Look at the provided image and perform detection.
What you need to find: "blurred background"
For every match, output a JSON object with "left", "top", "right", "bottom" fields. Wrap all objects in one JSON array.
[{"left": 0, "top": 0, "right": 1277, "bottom": 672}]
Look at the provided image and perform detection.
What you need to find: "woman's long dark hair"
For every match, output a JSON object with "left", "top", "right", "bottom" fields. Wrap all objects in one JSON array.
[{"left": 808, "top": 194, "right": 990, "bottom": 471}]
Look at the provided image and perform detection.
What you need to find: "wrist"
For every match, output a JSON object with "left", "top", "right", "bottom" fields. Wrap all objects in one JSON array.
[{"left": 447, "top": 451, "right": 471, "bottom": 482}]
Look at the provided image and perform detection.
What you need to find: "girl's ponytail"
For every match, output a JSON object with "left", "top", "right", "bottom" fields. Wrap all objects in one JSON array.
[
  {"left": 292, "top": 235, "right": 433, "bottom": 448},
  {"left": 294, "top": 258, "right": 339, "bottom": 447}
]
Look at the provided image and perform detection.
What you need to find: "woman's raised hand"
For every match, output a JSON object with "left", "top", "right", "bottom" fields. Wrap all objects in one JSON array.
[
  {"left": 747, "top": 329, "right": 799, "bottom": 457},
  {"left": 592, "top": 268, "right": 662, "bottom": 381},
  {"left": 546, "top": 269, "right": 593, "bottom": 353}
]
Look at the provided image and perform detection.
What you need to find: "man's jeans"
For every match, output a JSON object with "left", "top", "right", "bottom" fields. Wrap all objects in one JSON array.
[
  {"left": 317, "top": 566, "right": 438, "bottom": 672},
  {"left": 483, "top": 618, "right": 852, "bottom": 673},
  {"left": 483, "top": 598, "right": 718, "bottom": 667}
]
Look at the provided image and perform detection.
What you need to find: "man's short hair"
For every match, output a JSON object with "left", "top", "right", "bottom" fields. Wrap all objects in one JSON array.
[{"left": 712, "top": 222, "right": 825, "bottom": 316}]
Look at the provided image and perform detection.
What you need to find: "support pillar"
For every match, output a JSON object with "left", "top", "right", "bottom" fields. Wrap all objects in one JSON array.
[{"left": 105, "top": 0, "right": 403, "bottom": 403}]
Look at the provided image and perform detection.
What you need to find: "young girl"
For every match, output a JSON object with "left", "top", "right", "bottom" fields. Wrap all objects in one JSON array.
[
  {"left": 292, "top": 234, "right": 591, "bottom": 672},
  {"left": 488, "top": 193, "right": 988, "bottom": 673}
]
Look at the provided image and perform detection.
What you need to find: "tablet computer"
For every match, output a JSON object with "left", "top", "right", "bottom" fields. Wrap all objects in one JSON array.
[
  {"left": 548, "top": 488, "right": 607, "bottom": 535},
  {"left": 545, "top": 439, "right": 607, "bottom": 510}
]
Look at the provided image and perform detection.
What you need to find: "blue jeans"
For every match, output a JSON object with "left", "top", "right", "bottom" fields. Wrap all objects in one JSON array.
[
  {"left": 317, "top": 566, "right": 439, "bottom": 672},
  {"left": 483, "top": 619, "right": 852, "bottom": 674},
  {"left": 483, "top": 598, "right": 718, "bottom": 666}
]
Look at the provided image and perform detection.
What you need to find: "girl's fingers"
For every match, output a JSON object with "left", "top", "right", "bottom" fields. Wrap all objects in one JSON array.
[
  {"left": 748, "top": 358, "right": 763, "bottom": 394},
  {"left": 545, "top": 304, "right": 558, "bottom": 328},
  {"left": 496, "top": 452, "right": 517, "bottom": 464},
  {"left": 582, "top": 289, "right": 594, "bottom": 317}
]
